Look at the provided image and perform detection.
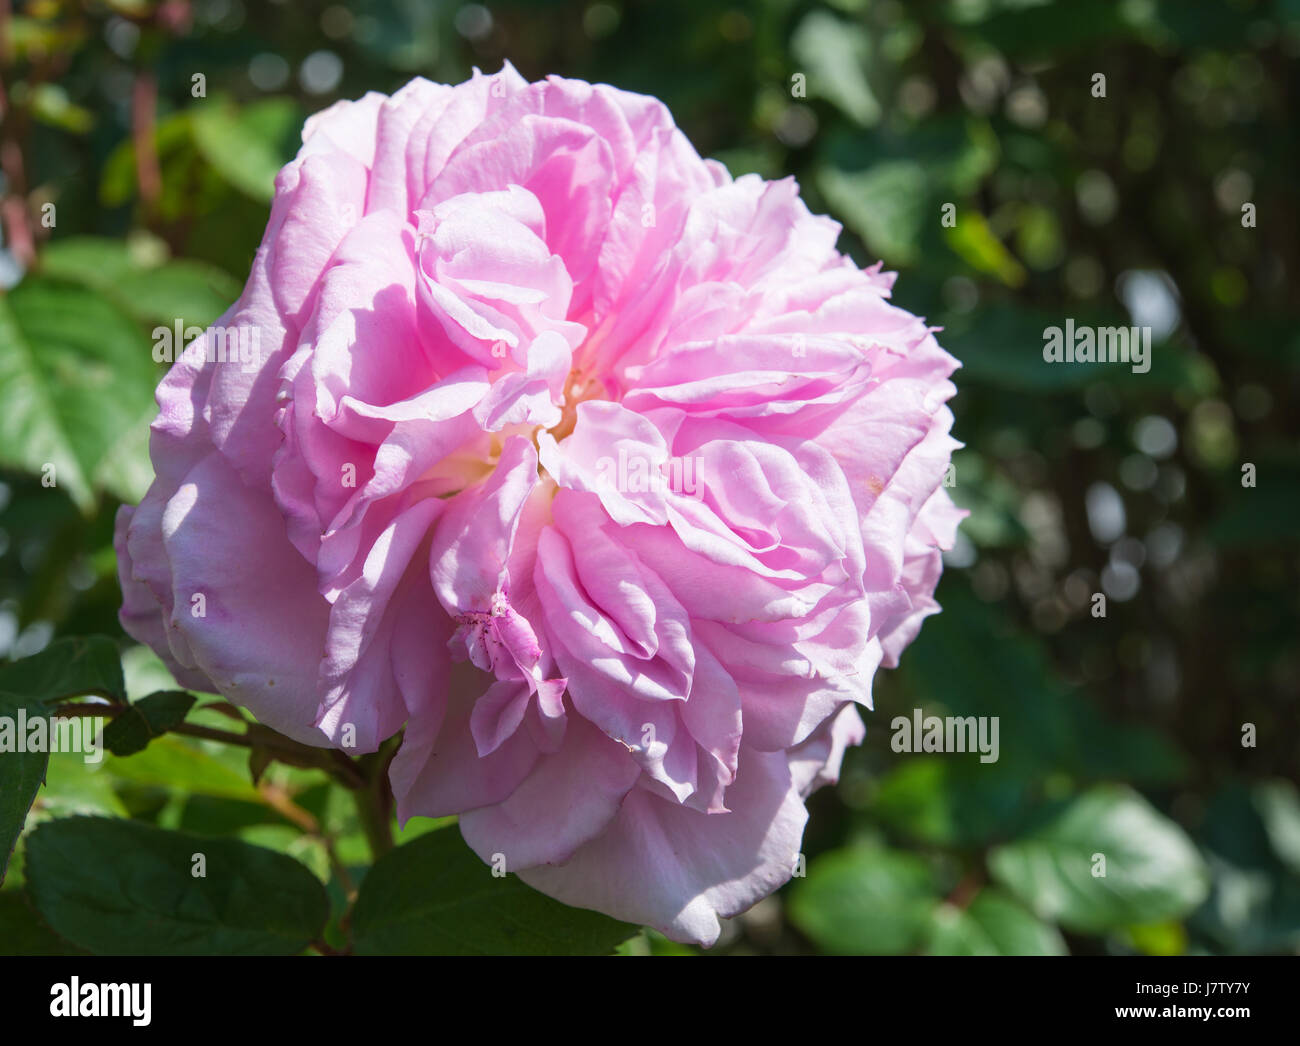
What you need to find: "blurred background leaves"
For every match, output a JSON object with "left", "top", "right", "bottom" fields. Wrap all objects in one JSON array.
[{"left": 0, "top": 0, "right": 1295, "bottom": 955}]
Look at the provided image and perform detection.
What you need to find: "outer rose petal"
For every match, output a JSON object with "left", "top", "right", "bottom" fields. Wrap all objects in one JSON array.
[
  {"left": 788, "top": 703, "right": 868, "bottom": 797},
  {"left": 459, "top": 715, "right": 641, "bottom": 868},
  {"left": 114, "top": 506, "right": 217, "bottom": 694},
  {"left": 519, "top": 747, "right": 807, "bottom": 946},
  {"left": 158, "top": 452, "right": 331, "bottom": 746}
]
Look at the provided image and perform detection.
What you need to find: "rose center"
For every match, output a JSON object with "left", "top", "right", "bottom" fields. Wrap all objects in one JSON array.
[{"left": 546, "top": 368, "right": 610, "bottom": 443}]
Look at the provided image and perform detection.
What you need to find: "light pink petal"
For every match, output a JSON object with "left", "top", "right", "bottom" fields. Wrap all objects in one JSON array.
[
  {"left": 519, "top": 747, "right": 807, "bottom": 946},
  {"left": 459, "top": 715, "right": 640, "bottom": 868},
  {"left": 158, "top": 452, "right": 330, "bottom": 746}
]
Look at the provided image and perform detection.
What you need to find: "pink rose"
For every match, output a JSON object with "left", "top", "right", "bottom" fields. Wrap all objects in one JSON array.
[{"left": 115, "top": 65, "right": 962, "bottom": 945}]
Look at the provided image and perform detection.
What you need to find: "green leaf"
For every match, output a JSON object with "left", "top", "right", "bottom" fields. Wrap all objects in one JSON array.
[
  {"left": 1124, "top": 920, "right": 1188, "bottom": 956},
  {"left": 0, "top": 691, "right": 51, "bottom": 885},
  {"left": 819, "top": 161, "right": 927, "bottom": 266},
  {"left": 944, "top": 210, "right": 1027, "bottom": 287},
  {"left": 1255, "top": 781, "right": 1300, "bottom": 878},
  {"left": 822, "top": 117, "right": 999, "bottom": 196},
  {"left": 102, "top": 735, "right": 261, "bottom": 802},
  {"left": 958, "top": 0, "right": 1137, "bottom": 60},
  {"left": 41, "top": 236, "right": 241, "bottom": 329},
  {"left": 351, "top": 827, "right": 639, "bottom": 955},
  {"left": 1064, "top": 694, "right": 1189, "bottom": 786},
  {"left": 0, "top": 890, "right": 88, "bottom": 956},
  {"left": 0, "top": 637, "right": 124, "bottom": 882},
  {"left": 92, "top": 405, "right": 156, "bottom": 505},
  {"left": 29, "top": 84, "right": 93, "bottom": 134},
  {"left": 0, "top": 635, "right": 125, "bottom": 705},
  {"left": 788, "top": 844, "right": 939, "bottom": 954},
  {"left": 989, "top": 785, "right": 1209, "bottom": 934},
  {"left": 790, "top": 11, "right": 879, "bottom": 126},
  {"left": 102, "top": 691, "right": 196, "bottom": 757},
  {"left": 0, "top": 281, "right": 159, "bottom": 509},
  {"left": 38, "top": 751, "right": 128, "bottom": 818},
  {"left": 925, "top": 890, "right": 1067, "bottom": 955},
  {"left": 946, "top": 450, "right": 1030, "bottom": 549},
  {"left": 190, "top": 98, "right": 302, "bottom": 203},
  {"left": 1192, "top": 856, "right": 1300, "bottom": 955},
  {"left": 36, "top": 236, "right": 135, "bottom": 284},
  {"left": 1190, "top": 782, "right": 1300, "bottom": 954},
  {"left": 117, "top": 263, "right": 241, "bottom": 329},
  {"left": 871, "top": 757, "right": 1033, "bottom": 848},
  {"left": 25, "top": 816, "right": 328, "bottom": 955},
  {"left": 614, "top": 930, "right": 698, "bottom": 956}
]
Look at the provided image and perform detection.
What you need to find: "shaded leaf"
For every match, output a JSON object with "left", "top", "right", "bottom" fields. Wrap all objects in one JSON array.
[
  {"left": 0, "top": 690, "right": 50, "bottom": 885},
  {"left": 871, "top": 757, "right": 1034, "bottom": 848},
  {"left": 351, "top": 827, "right": 638, "bottom": 955},
  {"left": 989, "top": 785, "right": 1208, "bottom": 933},
  {"left": 101, "top": 690, "right": 196, "bottom": 757},
  {"left": 0, "top": 635, "right": 124, "bottom": 705},
  {"left": 25, "top": 816, "right": 328, "bottom": 955},
  {"left": 925, "top": 889, "right": 1067, "bottom": 955},
  {"left": 0, "top": 890, "right": 88, "bottom": 956},
  {"left": 1255, "top": 781, "right": 1300, "bottom": 878},
  {"left": 788, "top": 844, "right": 938, "bottom": 954}
]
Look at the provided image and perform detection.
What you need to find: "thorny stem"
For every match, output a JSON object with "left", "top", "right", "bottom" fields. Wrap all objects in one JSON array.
[
  {"left": 52, "top": 701, "right": 368, "bottom": 790},
  {"left": 174, "top": 722, "right": 367, "bottom": 788}
]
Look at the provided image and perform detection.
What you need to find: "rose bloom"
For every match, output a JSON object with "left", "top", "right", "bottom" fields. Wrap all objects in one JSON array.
[{"left": 116, "top": 65, "right": 962, "bottom": 946}]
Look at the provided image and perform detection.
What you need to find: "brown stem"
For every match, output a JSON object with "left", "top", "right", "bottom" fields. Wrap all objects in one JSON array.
[
  {"left": 194, "top": 700, "right": 250, "bottom": 722},
  {"left": 257, "top": 779, "right": 318, "bottom": 834},
  {"left": 174, "top": 722, "right": 368, "bottom": 789},
  {"left": 945, "top": 870, "right": 984, "bottom": 910},
  {"left": 130, "top": 70, "right": 161, "bottom": 222},
  {"left": 50, "top": 700, "right": 368, "bottom": 790},
  {"left": 0, "top": 0, "right": 34, "bottom": 269}
]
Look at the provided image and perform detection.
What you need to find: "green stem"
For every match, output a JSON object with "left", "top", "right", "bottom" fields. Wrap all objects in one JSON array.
[
  {"left": 353, "top": 738, "right": 399, "bottom": 860},
  {"left": 353, "top": 778, "right": 394, "bottom": 860}
]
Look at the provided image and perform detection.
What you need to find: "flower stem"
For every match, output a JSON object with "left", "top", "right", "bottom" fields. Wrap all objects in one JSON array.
[
  {"left": 353, "top": 740, "right": 399, "bottom": 860},
  {"left": 353, "top": 778, "right": 394, "bottom": 860}
]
